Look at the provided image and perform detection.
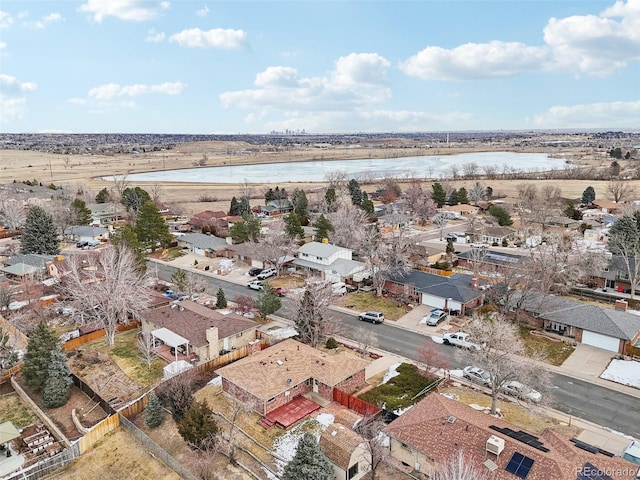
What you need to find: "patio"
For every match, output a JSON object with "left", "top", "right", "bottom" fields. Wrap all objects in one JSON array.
[
  {"left": 259, "top": 396, "right": 321, "bottom": 430},
  {"left": 153, "top": 343, "right": 197, "bottom": 364}
]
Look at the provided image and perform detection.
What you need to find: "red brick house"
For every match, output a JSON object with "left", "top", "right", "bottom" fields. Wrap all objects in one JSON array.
[
  {"left": 215, "top": 339, "right": 368, "bottom": 416},
  {"left": 384, "top": 393, "right": 639, "bottom": 479}
]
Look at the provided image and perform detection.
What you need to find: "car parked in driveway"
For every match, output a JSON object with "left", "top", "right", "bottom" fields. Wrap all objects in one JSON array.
[
  {"left": 462, "top": 366, "right": 492, "bottom": 387},
  {"left": 248, "top": 267, "right": 263, "bottom": 276},
  {"left": 274, "top": 287, "right": 287, "bottom": 297},
  {"left": 442, "top": 331, "right": 483, "bottom": 351},
  {"left": 358, "top": 311, "right": 384, "bottom": 324},
  {"left": 257, "top": 268, "right": 277, "bottom": 280},
  {"left": 421, "top": 309, "right": 448, "bottom": 326},
  {"left": 247, "top": 280, "right": 264, "bottom": 291},
  {"left": 501, "top": 381, "right": 542, "bottom": 403}
]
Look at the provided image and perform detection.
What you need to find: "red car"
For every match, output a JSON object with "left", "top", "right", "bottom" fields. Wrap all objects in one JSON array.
[{"left": 273, "top": 287, "right": 287, "bottom": 297}]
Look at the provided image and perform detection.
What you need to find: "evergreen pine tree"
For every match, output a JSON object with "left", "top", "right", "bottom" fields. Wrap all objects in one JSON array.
[
  {"left": 457, "top": 187, "right": 469, "bottom": 204},
  {"left": 347, "top": 179, "right": 363, "bottom": 205},
  {"left": 581, "top": 186, "right": 596, "bottom": 205},
  {"left": 229, "top": 221, "right": 249, "bottom": 243},
  {"left": 431, "top": 183, "right": 447, "bottom": 208},
  {"left": 243, "top": 213, "right": 261, "bottom": 242},
  {"left": 292, "top": 189, "right": 309, "bottom": 219},
  {"left": 111, "top": 224, "right": 146, "bottom": 271},
  {"left": 238, "top": 196, "right": 251, "bottom": 216},
  {"left": 177, "top": 400, "right": 219, "bottom": 451},
  {"left": 121, "top": 187, "right": 151, "bottom": 212},
  {"left": 23, "top": 321, "right": 58, "bottom": 393},
  {"left": 284, "top": 213, "right": 304, "bottom": 240},
  {"left": 313, "top": 215, "right": 334, "bottom": 242},
  {"left": 95, "top": 187, "right": 110, "bottom": 203},
  {"left": 256, "top": 284, "right": 282, "bottom": 319},
  {"left": 216, "top": 287, "right": 227, "bottom": 309},
  {"left": 42, "top": 345, "right": 73, "bottom": 408},
  {"left": 447, "top": 189, "right": 459, "bottom": 206},
  {"left": 281, "top": 432, "right": 336, "bottom": 480},
  {"left": 360, "top": 198, "right": 374, "bottom": 215},
  {"left": 71, "top": 198, "right": 93, "bottom": 225},
  {"left": 324, "top": 188, "right": 337, "bottom": 212},
  {"left": 264, "top": 188, "right": 275, "bottom": 202},
  {"left": 134, "top": 201, "right": 172, "bottom": 252},
  {"left": 144, "top": 392, "right": 164, "bottom": 428},
  {"left": 229, "top": 196, "right": 240, "bottom": 215},
  {"left": 21, "top": 206, "right": 60, "bottom": 255}
]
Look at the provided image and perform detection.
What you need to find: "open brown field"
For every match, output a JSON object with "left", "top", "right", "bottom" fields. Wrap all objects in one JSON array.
[{"left": 4, "top": 139, "right": 636, "bottom": 215}]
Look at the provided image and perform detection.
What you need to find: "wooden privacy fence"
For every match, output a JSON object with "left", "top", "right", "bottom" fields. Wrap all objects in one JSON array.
[
  {"left": 0, "top": 363, "right": 22, "bottom": 385},
  {"left": 78, "top": 414, "right": 120, "bottom": 454},
  {"left": 62, "top": 321, "right": 141, "bottom": 351},
  {"left": 333, "top": 387, "right": 381, "bottom": 417},
  {"left": 0, "top": 314, "right": 29, "bottom": 346}
]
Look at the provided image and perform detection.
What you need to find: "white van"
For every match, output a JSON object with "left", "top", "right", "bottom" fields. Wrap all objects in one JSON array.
[{"left": 332, "top": 282, "right": 347, "bottom": 295}]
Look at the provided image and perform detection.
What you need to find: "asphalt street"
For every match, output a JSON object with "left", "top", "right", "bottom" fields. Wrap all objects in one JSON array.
[{"left": 150, "top": 260, "right": 640, "bottom": 439}]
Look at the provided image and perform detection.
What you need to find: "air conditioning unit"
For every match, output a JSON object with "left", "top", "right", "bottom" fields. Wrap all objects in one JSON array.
[{"left": 486, "top": 435, "right": 505, "bottom": 456}]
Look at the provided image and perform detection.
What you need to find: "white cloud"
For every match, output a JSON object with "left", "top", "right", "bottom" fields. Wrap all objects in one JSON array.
[
  {"left": 79, "top": 0, "right": 170, "bottom": 22},
  {"left": 402, "top": 0, "right": 640, "bottom": 80},
  {"left": 0, "top": 74, "right": 37, "bottom": 124},
  {"left": 145, "top": 27, "right": 165, "bottom": 42},
  {"left": 25, "top": 12, "right": 62, "bottom": 29},
  {"left": 169, "top": 27, "right": 247, "bottom": 49},
  {"left": 400, "top": 41, "right": 550, "bottom": 81},
  {"left": 533, "top": 100, "right": 640, "bottom": 128},
  {"left": 0, "top": 41, "right": 6, "bottom": 50},
  {"left": 196, "top": 5, "right": 209, "bottom": 17},
  {"left": 88, "top": 81, "right": 185, "bottom": 100},
  {"left": 221, "top": 53, "right": 391, "bottom": 113},
  {"left": 0, "top": 10, "right": 13, "bottom": 28}
]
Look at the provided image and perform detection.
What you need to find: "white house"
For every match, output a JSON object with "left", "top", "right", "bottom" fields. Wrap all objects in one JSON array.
[
  {"left": 293, "top": 241, "right": 366, "bottom": 282},
  {"left": 320, "top": 423, "right": 371, "bottom": 480}
]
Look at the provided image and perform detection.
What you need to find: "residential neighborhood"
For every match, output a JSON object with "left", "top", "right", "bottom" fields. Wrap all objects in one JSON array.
[{"left": 1, "top": 134, "right": 640, "bottom": 480}]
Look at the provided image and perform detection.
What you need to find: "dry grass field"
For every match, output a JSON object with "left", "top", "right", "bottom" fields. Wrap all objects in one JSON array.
[{"left": 3, "top": 139, "right": 636, "bottom": 216}]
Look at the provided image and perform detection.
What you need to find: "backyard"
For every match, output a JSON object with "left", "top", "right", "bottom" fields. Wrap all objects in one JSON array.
[{"left": 336, "top": 291, "right": 407, "bottom": 320}]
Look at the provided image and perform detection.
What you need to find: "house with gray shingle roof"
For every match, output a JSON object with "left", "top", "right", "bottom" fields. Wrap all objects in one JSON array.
[
  {"left": 320, "top": 423, "right": 370, "bottom": 480},
  {"left": 510, "top": 291, "right": 640, "bottom": 354},
  {"left": 177, "top": 233, "right": 230, "bottom": 256},
  {"left": 385, "top": 270, "right": 484, "bottom": 315},
  {"left": 293, "top": 241, "right": 366, "bottom": 282},
  {"left": 64, "top": 226, "right": 109, "bottom": 242}
]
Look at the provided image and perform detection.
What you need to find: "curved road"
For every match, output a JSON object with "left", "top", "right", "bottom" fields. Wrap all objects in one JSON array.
[{"left": 151, "top": 261, "right": 640, "bottom": 439}]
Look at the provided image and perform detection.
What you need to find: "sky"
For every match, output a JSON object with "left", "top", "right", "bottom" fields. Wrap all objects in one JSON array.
[{"left": 1, "top": 0, "right": 639, "bottom": 134}]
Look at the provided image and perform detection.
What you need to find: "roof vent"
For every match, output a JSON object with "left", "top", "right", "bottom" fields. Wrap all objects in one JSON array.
[
  {"left": 276, "top": 360, "right": 283, "bottom": 366},
  {"left": 447, "top": 416, "right": 457, "bottom": 424},
  {"left": 487, "top": 435, "right": 505, "bottom": 456},
  {"left": 286, "top": 378, "right": 291, "bottom": 384}
]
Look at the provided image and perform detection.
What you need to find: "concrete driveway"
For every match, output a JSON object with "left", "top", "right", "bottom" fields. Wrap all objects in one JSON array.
[{"left": 560, "top": 344, "right": 614, "bottom": 377}]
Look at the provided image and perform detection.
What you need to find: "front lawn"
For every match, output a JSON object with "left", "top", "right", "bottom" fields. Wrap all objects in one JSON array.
[
  {"left": 519, "top": 325, "right": 575, "bottom": 366},
  {"left": 336, "top": 291, "right": 407, "bottom": 320},
  {"left": 358, "top": 363, "right": 440, "bottom": 411}
]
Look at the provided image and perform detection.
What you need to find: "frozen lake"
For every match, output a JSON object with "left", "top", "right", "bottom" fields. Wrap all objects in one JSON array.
[{"left": 118, "top": 152, "right": 565, "bottom": 184}]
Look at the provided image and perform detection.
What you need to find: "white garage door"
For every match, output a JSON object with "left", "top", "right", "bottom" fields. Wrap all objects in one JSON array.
[
  {"left": 420, "top": 294, "right": 462, "bottom": 312},
  {"left": 581, "top": 330, "right": 620, "bottom": 352}
]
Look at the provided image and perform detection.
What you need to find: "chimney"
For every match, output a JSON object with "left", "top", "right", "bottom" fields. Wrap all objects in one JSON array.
[
  {"left": 615, "top": 299, "right": 628, "bottom": 312},
  {"left": 247, "top": 339, "right": 262, "bottom": 356},
  {"left": 471, "top": 277, "right": 479, "bottom": 289}
]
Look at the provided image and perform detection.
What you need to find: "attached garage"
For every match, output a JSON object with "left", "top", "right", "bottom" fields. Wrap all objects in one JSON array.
[
  {"left": 581, "top": 330, "right": 620, "bottom": 353},
  {"left": 420, "top": 294, "right": 462, "bottom": 312}
]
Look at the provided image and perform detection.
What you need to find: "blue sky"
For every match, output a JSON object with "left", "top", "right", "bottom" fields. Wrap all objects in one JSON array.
[{"left": 1, "top": 0, "right": 639, "bottom": 134}]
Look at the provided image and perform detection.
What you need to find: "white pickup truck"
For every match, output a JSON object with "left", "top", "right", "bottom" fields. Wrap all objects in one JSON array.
[{"left": 442, "top": 331, "right": 483, "bottom": 351}]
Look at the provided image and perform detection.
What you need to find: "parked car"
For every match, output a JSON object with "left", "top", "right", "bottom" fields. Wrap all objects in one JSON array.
[
  {"left": 76, "top": 241, "right": 89, "bottom": 248},
  {"left": 358, "top": 311, "right": 385, "bottom": 324},
  {"left": 462, "top": 366, "right": 492, "bottom": 387},
  {"left": 248, "top": 267, "right": 263, "bottom": 276},
  {"left": 257, "top": 268, "right": 277, "bottom": 280},
  {"left": 247, "top": 280, "right": 264, "bottom": 291},
  {"left": 421, "top": 309, "right": 448, "bottom": 326},
  {"left": 442, "top": 331, "right": 483, "bottom": 350},
  {"left": 622, "top": 440, "right": 640, "bottom": 467},
  {"left": 274, "top": 287, "right": 288, "bottom": 297},
  {"left": 502, "top": 381, "right": 542, "bottom": 403},
  {"left": 331, "top": 282, "right": 348, "bottom": 295}
]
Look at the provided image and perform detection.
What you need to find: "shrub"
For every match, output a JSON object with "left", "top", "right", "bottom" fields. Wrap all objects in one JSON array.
[{"left": 325, "top": 337, "right": 339, "bottom": 349}]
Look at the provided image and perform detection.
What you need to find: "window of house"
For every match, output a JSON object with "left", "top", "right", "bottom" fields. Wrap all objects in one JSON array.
[
  {"left": 619, "top": 271, "right": 630, "bottom": 280},
  {"left": 348, "top": 463, "right": 359, "bottom": 479},
  {"left": 293, "top": 384, "right": 298, "bottom": 389},
  {"left": 267, "top": 397, "right": 275, "bottom": 403},
  {"left": 306, "top": 379, "right": 311, "bottom": 386},
  {"left": 401, "top": 442, "right": 412, "bottom": 451},
  {"left": 236, "top": 332, "right": 243, "bottom": 337},
  {"left": 346, "top": 375, "right": 353, "bottom": 381}
]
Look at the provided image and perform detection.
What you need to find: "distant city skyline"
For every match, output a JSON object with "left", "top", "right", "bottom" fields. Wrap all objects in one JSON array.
[{"left": 1, "top": 1, "right": 639, "bottom": 134}]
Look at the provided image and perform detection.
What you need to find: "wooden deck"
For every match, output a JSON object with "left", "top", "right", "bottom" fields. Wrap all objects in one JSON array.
[{"left": 260, "top": 396, "right": 321, "bottom": 429}]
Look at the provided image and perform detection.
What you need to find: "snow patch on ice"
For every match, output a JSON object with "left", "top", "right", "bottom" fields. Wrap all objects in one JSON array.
[
  {"left": 449, "top": 369, "right": 464, "bottom": 378},
  {"left": 315, "top": 413, "right": 335, "bottom": 429},
  {"left": 600, "top": 358, "right": 640, "bottom": 389},
  {"left": 382, "top": 363, "right": 401, "bottom": 384},
  {"left": 207, "top": 376, "right": 222, "bottom": 386},
  {"left": 431, "top": 335, "right": 444, "bottom": 344}
]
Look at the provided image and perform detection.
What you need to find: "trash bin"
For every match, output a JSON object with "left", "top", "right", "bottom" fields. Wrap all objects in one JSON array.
[{"left": 618, "top": 286, "right": 623, "bottom": 292}]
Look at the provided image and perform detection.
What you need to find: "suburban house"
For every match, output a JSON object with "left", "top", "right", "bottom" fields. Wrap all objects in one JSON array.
[
  {"left": 409, "top": 244, "right": 445, "bottom": 268},
  {"left": 86, "top": 203, "right": 125, "bottom": 226},
  {"left": 510, "top": 292, "right": 640, "bottom": 354},
  {"left": 456, "top": 248, "right": 528, "bottom": 274},
  {"left": 64, "top": 226, "right": 110, "bottom": 243},
  {"left": 140, "top": 300, "right": 259, "bottom": 363},
  {"left": 378, "top": 212, "right": 410, "bottom": 232},
  {"left": 590, "top": 255, "right": 638, "bottom": 294},
  {"left": 593, "top": 199, "right": 626, "bottom": 215},
  {"left": 441, "top": 204, "right": 480, "bottom": 217},
  {"left": 293, "top": 241, "right": 367, "bottom": 283},
  {"left": 0, "top": 254, "right": 56, "bottom": 279},
  {"left": 177, "top": 233, "right": 230, "bottom": 257},
  {"left": 215, "top": 338, "right": 368, "bottom": 416},
  {"left": 385, "top": 270, "right": 484, "bottom": 315},
  {"left": 320, "top": 423, "right": 371, "bottom": 480},
  {"left": 384, "top": 393, "right": 638, "bottom": 479},
  {"left": 259, "top": 199, "right": 294, "bottom": 216},
  {"left": 188, "top": 210, "right": 228, "bottom": 230},
  {"left": 479, "top": 226, "right": 516, "bottom": 245}
]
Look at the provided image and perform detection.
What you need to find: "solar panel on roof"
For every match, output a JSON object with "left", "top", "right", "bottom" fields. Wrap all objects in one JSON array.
[{"left": 505, "top": 452, "right": 534, "bottom": 479}]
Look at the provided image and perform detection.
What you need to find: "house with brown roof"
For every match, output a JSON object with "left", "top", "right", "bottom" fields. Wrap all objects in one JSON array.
[
  {"left": 320, "top": 423, "right": 371, "bottom": 480},
  {"left": 442, "top": 204, "right": 480, "bottom": 217},
  {"left": 140, "top": 300, "right": 259, "bottom": 363},
  {"left": 384, "top": 393, "right": 638, "bottom": 479},
  {"left": 188, "top": 210, "right": 228, "bottom": 230},
  {"left": 215, "top": 339, "right": 368, "bottom": 416}
]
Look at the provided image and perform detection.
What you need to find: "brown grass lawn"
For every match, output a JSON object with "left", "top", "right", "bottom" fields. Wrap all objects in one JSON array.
[
  {"left": 336, "top": 291, "right": 407, "bottom": 320},
  {"left": 519, "top": 325, "right": 576, "bottom": 366},
  {"left": 42, "top": 428, "right": 181, "bottom": 480},
  {"left": 438, "top": 386, "right": 581, "bottom": 438},
  {"left": 268, "top": 275, "right": 306, "bottom": 289},
  {"left": 0, "top": 392, "right": 39, "bottom": 428}
]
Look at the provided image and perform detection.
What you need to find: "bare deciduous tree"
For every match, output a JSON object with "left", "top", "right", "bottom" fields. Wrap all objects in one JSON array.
[
  {"left": 435, "top": 450, "right": 492, "bottom": 480},
  {"left": 324, "top": 171, "right": 348, "bottom": 191},
  {"left": 294, "top": 281, "right": 341, "bottom": 348},
  {"left": 404, "top": 182, "right": 437, "bottom": 225},
  {"left": 137, "top": 330, "right": 156, "bottom": 369},
  {"left": 251, "top": 219, "right": 296, "bottom": 274},
  {"left": 354, "top": 417, "right": 390, "bottom": 480},
  {"left": 462, "top": 162, "right": 479, "bottom": 179},
  {"left": 607, "top": 178, "right": 635, "bottom": 203},
  {"left": 59, "top": 246, "right": 153, "bottom": 346},
  {"left": 328, "top": 204, "right": 370, "bottom": 251},
  {"left": 358, "top": 227, "right": 411, "bottom": 297},
  {"left": 353, "top": 325, "right": 378, "bottom": 358},
  {"left": 468, "top": 181, "right": 486, "bottom": 206},
  {"left": 111, "top": 173, "right": 130, "bottom": 201},
  {"left": 431, "top": 212, "right": 449, "bottom": 241},
  {"left": 466, "top": 313, "right": 551, "bottom": 415},
  {"left": 0, "top": 196, "right": 26, "bottom": 231}
]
